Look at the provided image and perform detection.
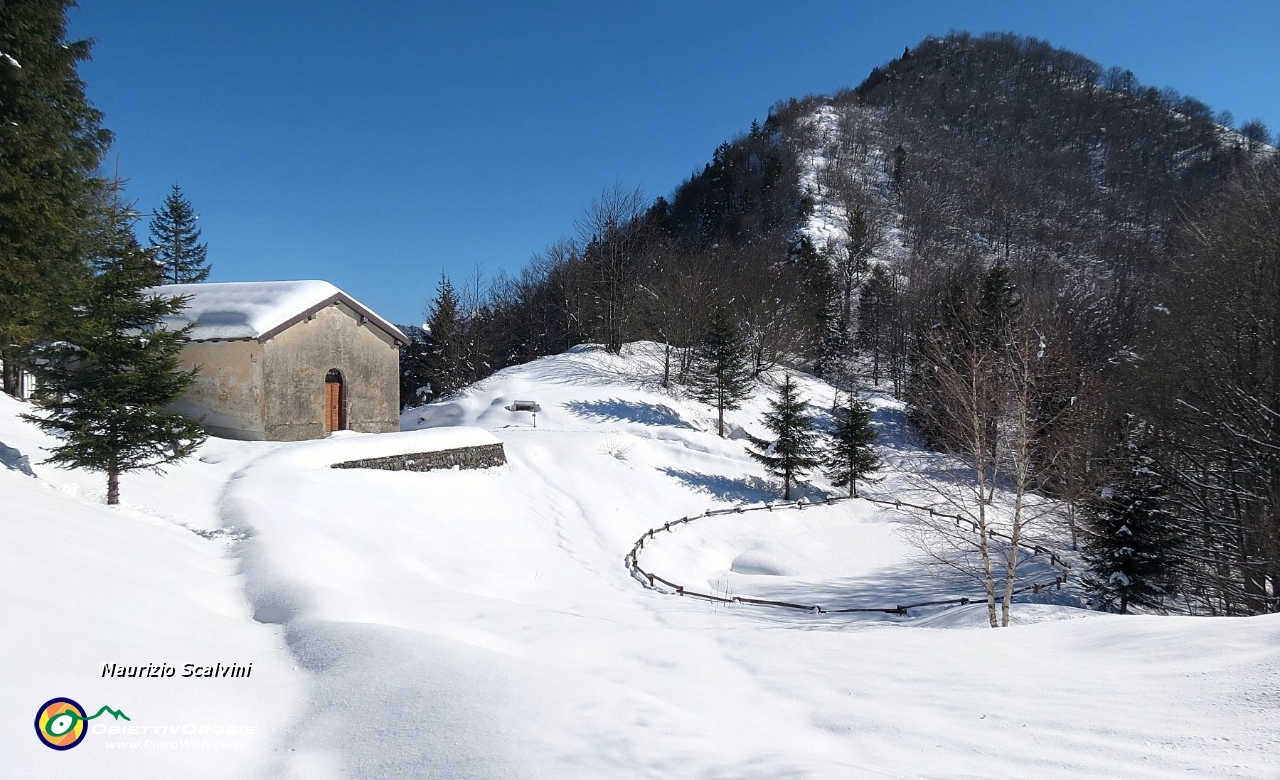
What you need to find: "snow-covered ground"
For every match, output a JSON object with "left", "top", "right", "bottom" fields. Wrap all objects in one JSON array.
[{"left": 4, "top": 342, "right": 1279, "bottom": 778}]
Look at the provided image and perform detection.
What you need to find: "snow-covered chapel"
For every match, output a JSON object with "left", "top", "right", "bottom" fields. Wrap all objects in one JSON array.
[{"left": 150, "top": 280, "right": 406, "bottom": 441}]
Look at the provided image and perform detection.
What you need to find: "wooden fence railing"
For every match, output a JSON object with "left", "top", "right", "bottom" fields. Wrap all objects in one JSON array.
[{"left": 624, "top": 493, "right": 1071, "bottom": 616}]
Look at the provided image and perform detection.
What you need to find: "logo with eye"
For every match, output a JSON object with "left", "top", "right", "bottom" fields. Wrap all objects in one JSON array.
[{"left": 35, "top": 697, "right": 130, "bottom": 750}]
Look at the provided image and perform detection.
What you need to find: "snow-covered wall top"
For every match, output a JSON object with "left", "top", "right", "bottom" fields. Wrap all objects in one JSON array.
[
  {"left": 148, "top": 280, "right": 406, "bottom": 344},
  {"left": 284, "top": 426, "right": 501, "bottom": 468}
]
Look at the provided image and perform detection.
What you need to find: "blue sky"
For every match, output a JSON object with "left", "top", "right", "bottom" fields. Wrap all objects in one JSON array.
[{"left": 70, "top": 1, "right": 1280, "bottom": 326}]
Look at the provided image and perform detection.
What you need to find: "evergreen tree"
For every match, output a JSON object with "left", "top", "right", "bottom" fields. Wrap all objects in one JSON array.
[
  {"left": 857, "top": 265, "right": 892, "bottom": 386},
  {"left": 149, "top": 184, "right": 210, "bottom": 284},
  {"left": 0, "top": 1, "right": 111, "bottom": 395},
  {"left": 23, "top": 188, "right": 205, "bottom": 505},
  {"left": 397, "top": 324, "right": 430, "bottom": 409},
  {"left": 792, "top": 236, "right": 841, "bottom": 377},
  {"left": 817, "top": 305, "right": 854, "bottom": 388},
  {"left": 689, "top": 306, "right": 753, "bottom": 437},
  {"left": 978, "top": 261, "right": 1019, "bottom": 350},
  {"left": 824, "top": 391, "right": 880, "bottom": 497},
  {"left": 421, "top": 275, "right": 466, "bottom": 401},
  {"left": 1081, "top": 421, "right": 1185, "bottom": 614},
  {"left": 746, "top": 374, "right": 821, "bottom": 500}
]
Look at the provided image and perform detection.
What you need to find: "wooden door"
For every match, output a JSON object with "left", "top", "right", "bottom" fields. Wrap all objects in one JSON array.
[{"left": 324, "top": 377, "right": 342, "bottom": 432}]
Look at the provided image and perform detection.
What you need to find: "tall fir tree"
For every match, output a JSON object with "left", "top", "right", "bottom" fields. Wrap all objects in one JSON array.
[
  {"left": 23, "top": 187, "right": 206, "bottom": 505},
  {"left": 420, "top": 275, "right": 466, "bottom": 402},
  {"left": 149, "top": 184, "right": 210, "bottom": 284},
  {"left": 746, "top": 374, "right": 821, "bottom": 500},
  {"left": 690, "top": 306, "right": 753, "bottom": 437},
  {"left": 0, "top": 0, "right": 111, "bottom": 396},
  {"left": 824, "top": 391, "right": 880, "bottom": 497},
  {"left": 793, "top": 236, "right": 842, "bottom": 379},
  {"left": 817, "top": 305, "right": 855, "bottom": 389},
  {"left": 857, "top": 265, "right": 893, "bottom": 386},
  {"left": 978, "top": 261, "right": 1019, "bottom": 350},
  {"left": 1081, "top": 420, "right": 1185, "bottom": 614}
]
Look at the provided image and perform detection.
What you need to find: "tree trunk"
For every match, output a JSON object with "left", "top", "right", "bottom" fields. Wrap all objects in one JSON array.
[
  {"left": 1001, "top": 496, "right": 1024, "bottom": 627},
  {"left": 717, "top": 383, "right": 725, "bottom": 438},
  {"left": 979, "top": 504, "right": 999, "bottom": 628},
  {"left": 973, "top": 392, "right": 999, "bottom": 628},
  {"left": 107, "top": 461, "right": 120, "bottom": 505},
  {"left": 662, "top": 342, "right": 671, "bottom": 388},
  {"left": 2, "top": 348, "right": 22, "bottom": 397}
]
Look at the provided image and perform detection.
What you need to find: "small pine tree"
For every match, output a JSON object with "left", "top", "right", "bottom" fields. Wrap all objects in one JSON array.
[
  {"left": 746, "top": 374, "right": 821, "bottom": 500},
  {"left": 149, "top": 184, "right": 210, "bottom": 284},
  {"left": 23, "top": 188, "right": 205, "bottom": 505},
  {"left": 1081, "top": 424, "right": 1185, "bottom": 614},
  {"left": 824, "top": 391, "right": 880, "bottom": 497},
  {"left": 689, "top": 307, "right": 753, "bottom": 437}
]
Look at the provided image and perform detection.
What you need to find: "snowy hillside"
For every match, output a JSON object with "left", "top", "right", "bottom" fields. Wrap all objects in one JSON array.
[
  {"left": 796, "top": 102, "right": 908, "bottom": 273},
  {"left": 4, "top": 343, "right": 1280, "bottom": 778}
]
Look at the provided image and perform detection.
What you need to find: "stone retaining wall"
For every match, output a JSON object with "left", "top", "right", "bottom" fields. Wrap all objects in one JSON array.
[{"left": 331, "top": 443, "right": 506, "bottom": 472}]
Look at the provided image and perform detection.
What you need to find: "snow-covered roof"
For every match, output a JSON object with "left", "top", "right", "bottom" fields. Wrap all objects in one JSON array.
[{"left": 148, "top": 280, "right": 407, "bottom": 345}]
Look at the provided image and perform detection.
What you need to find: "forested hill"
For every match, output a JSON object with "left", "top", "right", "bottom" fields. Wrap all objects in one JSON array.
[{"left": 405, "top": 31, "right": 1279, "bottom": 616}]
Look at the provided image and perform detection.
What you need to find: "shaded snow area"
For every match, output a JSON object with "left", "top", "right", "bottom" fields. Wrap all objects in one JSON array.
[{"left": 3, "top": 343, "right": 1279, "bottom": 778}]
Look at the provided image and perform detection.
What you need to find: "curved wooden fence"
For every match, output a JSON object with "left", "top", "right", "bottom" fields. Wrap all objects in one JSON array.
[{"left": 624, "top": 493, "right": 1071, "bottom": 616}]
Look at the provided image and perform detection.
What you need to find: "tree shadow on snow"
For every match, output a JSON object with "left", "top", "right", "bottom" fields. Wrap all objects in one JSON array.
[
  {"left": 719, "top": 560, "right": 977, "bottom": 611},
  {"left": 660, "top": 468, "right": 776, "bottom": 503},
  {"left": 659, "top": 468, "right": 830, "bottom": 505},
  {"left": 718, "top": 551, "right": 1066, "bottom": 613},
  {"left": 0, "top": 440, "right": 35, "bottom": 477},
  {"left": 867, "top": 398, "right": 924, "bottom": 453},
  {"left": 565, "top": 399, "right": 691, "bottom": 429},
  {"left": 518, "top": 343, "right": 669, "bottom": 392}
]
